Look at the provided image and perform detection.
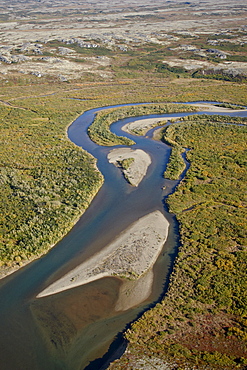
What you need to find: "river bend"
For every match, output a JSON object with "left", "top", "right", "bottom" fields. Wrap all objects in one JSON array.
[{"left": 0, "top": 103, "right": 246, "bottom": 370}]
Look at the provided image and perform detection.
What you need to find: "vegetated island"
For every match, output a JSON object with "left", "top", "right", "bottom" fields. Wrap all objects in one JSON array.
[
  {"left": 37, "top": 210, "right": 169, "bottom": 310},
  {"left": 109, "top": 113, "right": 247, "bottom": 370},
  {"left": 108, "top": 147, "right": 151, "bottom": 187}
]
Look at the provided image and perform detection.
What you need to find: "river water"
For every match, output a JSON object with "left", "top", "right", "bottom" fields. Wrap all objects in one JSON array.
[{"left": 0, "top": 104, "right": 246, "bottom": 370}]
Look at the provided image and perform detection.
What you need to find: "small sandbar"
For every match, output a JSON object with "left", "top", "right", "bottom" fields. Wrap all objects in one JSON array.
[
  {"left": 122, "top": 118, "right": 164, "bottom": 134},
  {"left": 37, "top": 210, "right": 169, "bottom": 298},
  {"left": 108, "top": 147, "right": 151, "bottom": 187},
  {"left": 122, "top": 117, "right": 181, "bottom": 135},
  {"left": 188, "top": 103, "right": 247, "bottom": 113}
]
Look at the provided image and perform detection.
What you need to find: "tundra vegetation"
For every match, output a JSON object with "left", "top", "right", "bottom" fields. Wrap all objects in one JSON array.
[
  {"left": 0, "top": 101, "right": 104, "bottom": 269},
  {"left": 0, "top": 28, "right": 246, "bottom": 370},
  {"left": 88, "top": 103, "right": 197, "bottom": 146},
  {"left": 118, "top": 158, "right": 135, "bottom": 171},
  {"left": 111, "top": 115, "right": 247, "bottom": 369},
  {"left": 0, "top": 0, "right": 247, "bottom": 368},
  {"left": 163, "top": 114, "right": 247, "bottom": 180}
]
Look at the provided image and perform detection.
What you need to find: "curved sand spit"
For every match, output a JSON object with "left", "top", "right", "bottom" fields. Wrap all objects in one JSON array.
[
  {"left": 122, "top": 103, "right": 247, "bottom": 136},
  {"left": 37, "top": 210, "right": 169, "bottom": 298},
  {"left": 189, "top": 102, "right": 247, "bottom": 112},
  {"left": 122, "top": 117, "right": 182, "bottom": 135}
]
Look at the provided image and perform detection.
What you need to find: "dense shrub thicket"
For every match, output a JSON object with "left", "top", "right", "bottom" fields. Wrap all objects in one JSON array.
[
  {"left": 0, "top": 102, "right": 103, "bottom": 268},
  {"left": 115, "top": 116, "right": 247, "bottom": 369},
  {"left": 88, "top": 103, "right": 197, "bottom": 146}
]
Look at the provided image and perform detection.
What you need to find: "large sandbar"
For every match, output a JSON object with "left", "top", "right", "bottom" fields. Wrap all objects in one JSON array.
[{"left": 37, "top": 210, "right": 169, "bottom": 298}]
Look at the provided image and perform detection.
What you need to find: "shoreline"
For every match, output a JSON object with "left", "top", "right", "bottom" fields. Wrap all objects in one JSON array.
[
  {"left": 0, "top": 179, "right": 104, "bottom": 282},
  {"left": 2, "top": 103, "right": 245, "bottom": 282},
  {"left": 37, "top": 210, "right": 169, "bottom": 299}
]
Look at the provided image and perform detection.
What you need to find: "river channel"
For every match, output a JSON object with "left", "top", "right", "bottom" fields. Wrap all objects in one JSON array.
[{"left": 0, "top": 103, "right": 246, "bottom": 370}]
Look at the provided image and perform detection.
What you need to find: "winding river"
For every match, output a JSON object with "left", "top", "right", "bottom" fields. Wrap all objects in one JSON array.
[{"left": 0, "top": 103, "right": 246, "bottom": 370}]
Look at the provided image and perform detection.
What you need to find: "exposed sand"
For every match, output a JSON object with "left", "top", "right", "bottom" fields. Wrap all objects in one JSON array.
[
  {"left": 108, "top": 147, "right": 151, "bottom": 186},
  {"left": 37, "top": 210, "right": 169, "bottom": 298},
  {"left": 122, "top": 104, "right": 247, "bottom": 136},
  {"left": 121, "top": 105, "right": 247, "bottom": 139},
  {"left": 115, "top": 268, "right": 154, "bottom": 311},
  {"left": 122, "top": 118, "right": 164, "bottom": 134},
  {"left": 189, "top": 103, "right": 247, "bottom": 113},
  {"left": 122, "top": 117, "right": 182, "bottom": 135}
]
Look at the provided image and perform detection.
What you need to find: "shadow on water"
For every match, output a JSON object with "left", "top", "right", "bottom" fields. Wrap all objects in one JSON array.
[{"left": 85, "top": 335, "right": 128, "bottom": 370}]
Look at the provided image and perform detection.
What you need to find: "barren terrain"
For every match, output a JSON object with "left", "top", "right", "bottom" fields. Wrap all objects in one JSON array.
[{"left": 0, "top": 0, "right": 246, "bottom": 81}]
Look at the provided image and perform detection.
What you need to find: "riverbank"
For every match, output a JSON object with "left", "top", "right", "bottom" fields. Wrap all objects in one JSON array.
[
  {"left": 1, "top": 98, "right": 246, "bottom": 370},
  {"left": 37, "top": 210, "right": 169, "bottom": 299},
  {"left": 112, "top": 115, "right": 247, "bottom": 370},
  {"left": 122, "top": 103, "right": 247, "bottom": 136}
]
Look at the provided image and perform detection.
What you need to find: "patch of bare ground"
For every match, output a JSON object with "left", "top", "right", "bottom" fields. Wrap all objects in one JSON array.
[
  {"left": 168, "top": 313, "right": 247, "bottom": 358},
  {"left": 37, "top": 211, "right": 169, "bottom": 298}
]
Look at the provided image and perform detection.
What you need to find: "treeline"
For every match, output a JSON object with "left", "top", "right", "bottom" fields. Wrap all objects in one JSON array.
[{"left": 113, "top": 116, "right": 247, "bottom": 369}]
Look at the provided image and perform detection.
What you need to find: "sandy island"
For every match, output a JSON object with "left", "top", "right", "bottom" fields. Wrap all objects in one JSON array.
[
  {"left": 37, "top": 210, "right": 169, "bottom": 300},
  {"left": 108, "top": 147, "right": 151, "bottom": 186}
]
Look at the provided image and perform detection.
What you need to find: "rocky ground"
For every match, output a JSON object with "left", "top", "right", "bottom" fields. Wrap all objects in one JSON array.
[{"left": 0, "top": 0, "right": 246, "bottom": 82}]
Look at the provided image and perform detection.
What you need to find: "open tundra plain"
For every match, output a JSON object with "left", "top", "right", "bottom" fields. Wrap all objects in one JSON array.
[{"left": 0, "top": 0, "right": 246, "bottom": 82}]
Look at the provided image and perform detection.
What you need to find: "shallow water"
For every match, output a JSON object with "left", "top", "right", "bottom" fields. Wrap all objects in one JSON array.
[{"left": 0, "top": 104, "right": 246, "bottom": 369}]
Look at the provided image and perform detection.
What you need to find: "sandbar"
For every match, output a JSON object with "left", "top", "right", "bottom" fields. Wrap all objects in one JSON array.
[
  {"left": 122, "top": 117, "right": 181, "bottom": 135},
  {"left": 122, "top": 104, "right": 247, "bottom": 137},
  {"left": 188, "top": 102, "right": 247, "bottom": 113},
  {"left": 37, "top": 210, "right": 169, "bottom": 298},
  {"left": 108, "top": 147, "right": 151, "bottom": 186}
]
